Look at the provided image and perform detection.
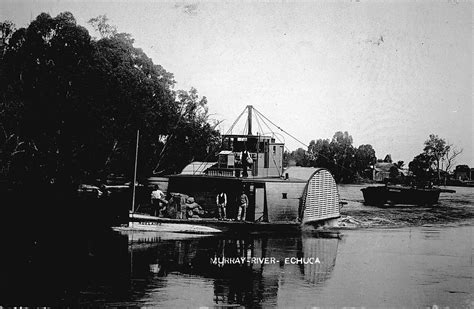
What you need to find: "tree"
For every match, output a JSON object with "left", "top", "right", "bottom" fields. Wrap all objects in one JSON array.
[
  {"left": 394, "top": 161, "right": 405, "bottom": 169},
  {"left": 305, "top": 131, "right": 373, "bottom": 182},
  {"left": 329, "top": 131, "right": 356, "bottom": 183},
  {"left": 442, "top": 145, "right": 463, "bottom": 173},
  {"left": 389, "top": 165, "right": 399, "bottom": 180},
  {"left": 423, "top": 134, "right": 449, "bottom": 182},
  {"left": 88, "top": 15, "right": 117, "bottom": 38},
  {"left": 409, "top": 153, "right": 434, "bottom": 183},
  {"left": 454, "top": 165, "right": 470, "bottom": 177},
  {"left": 0, "top": 12, "right": 219, "bottom": 187},
  {"left": 287, "top": 148, "right": 310, "bottom": 167},
  {"left": 308, "top": 138, "right": 332, "bottom": 169},
  {"left": 0, "top": 21, "right": 15, "bottom": 56},
  {"left": 354, "top": 144, "right": 376, "bottom": 178},
  {"left": 0, "top": 12, "right": 98, "bottom": 187},
  {"left": 153, "top": 88, "right": 220, "bottom": 174}
]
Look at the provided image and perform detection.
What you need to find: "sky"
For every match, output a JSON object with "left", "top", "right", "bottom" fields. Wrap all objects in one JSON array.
[{"left": 1, "top": 0, "right": 472, "bottom": 167}]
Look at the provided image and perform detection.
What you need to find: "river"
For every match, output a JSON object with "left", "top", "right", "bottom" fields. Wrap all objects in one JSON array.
[{"left": 0, "top": 185, "right": 472, "bottom": 307}]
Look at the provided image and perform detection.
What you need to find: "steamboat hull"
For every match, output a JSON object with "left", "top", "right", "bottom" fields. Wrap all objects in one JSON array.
[
  {"left": 116, "top": 213, "right": 301, "bottom": 235},
  {"left": 114, "top": 213, "right": 341, "bottom": 237},
  {"left": 119, "top": 168, "right": 342, "bottom": 235}
]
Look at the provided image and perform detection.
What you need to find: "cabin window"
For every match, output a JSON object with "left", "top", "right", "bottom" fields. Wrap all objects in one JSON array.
[
  {"left": 273, "top": 146, "right": 276, "bottom": 154},
  {"left": 282, "top": 193, "right": 287, "bottom": 199}
]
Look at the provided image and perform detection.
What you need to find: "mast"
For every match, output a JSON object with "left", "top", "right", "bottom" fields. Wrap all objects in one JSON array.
[
  {"left": 247, "top": 105, "right": 253, "bottom": 135},
  {"left": 131, "top": 130, "right": 139, "bottom": 213}
]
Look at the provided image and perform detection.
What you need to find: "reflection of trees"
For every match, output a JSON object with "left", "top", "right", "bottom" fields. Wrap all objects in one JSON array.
[
  {"left": 123, "top": 234, "right": 340, "bottom": 307},
  {"left": 0, "top": 231, "right": 338, "bottom": 307},
  {"left": 212, "top": 239, "right": 262, "bottom": 306},
  {"left": 0, "top": 231, "right": 139, "bottom": 306}
]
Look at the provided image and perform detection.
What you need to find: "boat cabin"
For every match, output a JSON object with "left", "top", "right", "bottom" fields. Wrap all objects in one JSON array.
[{"left": 208, "top": 134, "right": 284, "bottom": 178}]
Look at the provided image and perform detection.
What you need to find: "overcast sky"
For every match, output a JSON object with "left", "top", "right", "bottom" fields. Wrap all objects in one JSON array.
[{"left": 1, "top": 0, "right": 472, "bottom": 167}]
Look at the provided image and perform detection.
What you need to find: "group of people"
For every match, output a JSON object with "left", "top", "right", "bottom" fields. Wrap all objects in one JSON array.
[
  {"left": 150, "top": 185, "right": 249, "bottom": 221},
  {"left": 216, "top": 190, "right": 248, "bottom": 221},
  {"left": 150, "top": 185, "right": 204, "bottom": 219}
]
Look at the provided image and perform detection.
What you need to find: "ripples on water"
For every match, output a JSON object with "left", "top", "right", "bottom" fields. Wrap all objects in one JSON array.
[{"left": 0, "top": 185, "right": 472, "bottom": 307}]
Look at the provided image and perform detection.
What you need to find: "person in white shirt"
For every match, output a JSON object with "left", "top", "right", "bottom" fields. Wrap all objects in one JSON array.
[
  {"left": 237, "top": 191, "right": 249, "bottom": 221},
  {"left": 151, "top": 185, "right": 165, "bottom": 216}
]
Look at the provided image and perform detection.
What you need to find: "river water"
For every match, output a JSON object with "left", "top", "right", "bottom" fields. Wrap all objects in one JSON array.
[{"left": 1, "top": 185, "right": 473, "bottom": 307}]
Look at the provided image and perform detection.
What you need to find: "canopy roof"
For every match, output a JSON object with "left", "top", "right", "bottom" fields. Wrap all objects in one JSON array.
[{"left": 180, "top": 162, "right": 216, "bottom": 175}]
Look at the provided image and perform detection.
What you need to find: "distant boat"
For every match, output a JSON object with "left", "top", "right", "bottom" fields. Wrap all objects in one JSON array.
[{"left": 361, "top": 185, "right": 455, "bottom": 206}]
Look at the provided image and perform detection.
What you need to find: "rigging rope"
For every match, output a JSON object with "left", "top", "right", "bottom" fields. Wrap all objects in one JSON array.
[
  {"left": 242, "top": 118, "right": 249, "bottom": 136},
  {"left": 254, "top": 110, "right": 293, "bottom": 155},
  {"left": 253, "top": 107, "right": 308, "bottom": 149},
  {"left": 191, "top": 105, "right": 353, "bottom": 177},
  {"left": 226, "top": 106, "right": 247, "bottom": 135},
  {"left": 191, "top": 107, "right": 247, "bottom": 175},
  {"left": 252, "top": 106, "right": 353, "bottom": 175}
]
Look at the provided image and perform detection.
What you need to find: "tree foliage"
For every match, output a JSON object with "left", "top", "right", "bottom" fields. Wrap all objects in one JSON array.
[
  {"left": 423, "top": 134, "right": 448, "bottom": 180},
  {"left": 308, "top": 138, "right": 332, "bottom": 168},
  {"left": 328, "top": 131, "right": 356, "bottom": 182},
  {"left": 409, "top": 153, "right": 434, "bottom": 182},
  {"left": 0, "top": 12, "right": 219, "bottom": 187},
  {"left": 355, "top": 144, "right": 376, "bottom": 178},
  {"left": 409, "top": 134, "right": 462, "bottom": 183},
  {"left": 286, "top": 131, "right": 376, "bottom": 183}
]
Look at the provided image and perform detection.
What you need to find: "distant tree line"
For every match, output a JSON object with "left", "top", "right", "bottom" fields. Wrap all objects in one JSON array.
[
  {"left": 0, "top": 13, "right": 220, "bottom": 188},
  {"left": 285, "top": 131, "right": 464, "bottom": 184},
  {"left": 284, "top": 131, "right": 376, "bottom": 183}
]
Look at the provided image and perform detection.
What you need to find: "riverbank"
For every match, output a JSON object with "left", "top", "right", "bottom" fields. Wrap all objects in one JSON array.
[{"left": 336, "top": 184, "right": 474, "bottom": 228}]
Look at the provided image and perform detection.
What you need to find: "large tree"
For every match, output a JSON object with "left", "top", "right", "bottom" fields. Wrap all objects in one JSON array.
[
  {"left": 409, "top": 153, "right": 434, "bottom": 183},
  {"left": 292, "top": 131, "right": 375, "bottom": 183},
  {"left": 308, "top": 138, "right": 333, "bottom": 169},
  {"left": 354, "top": 144, "right": 376, "bottom": 178},
  {"left": 0, "top": 12, "right": 219, "bottom": 188},
  {"left": 423, "top": 134, "right": 449, "bottom": 182},
  {"left": 329, "top": 131, "right": 356, "bottom": 183},
  {"left": 285, "top": 147, "right": 310, "bottom": 167},
  {"left": 408, "top": 134, "right": 463, "bottom": 184},
  {"left": 153, "top": 88, "right": 220, "bottom": 174}
]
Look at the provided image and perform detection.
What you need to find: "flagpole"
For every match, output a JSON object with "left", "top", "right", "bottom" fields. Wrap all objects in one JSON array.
[{"left": 131, "top": 129, "right": 139, "bottom": 213}]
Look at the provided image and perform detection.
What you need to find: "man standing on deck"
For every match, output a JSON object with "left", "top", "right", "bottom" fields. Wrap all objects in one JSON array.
[
  {"left": 241, "top": 149, "right": 252, "bottom": 177},
  {"left": 151, "top": 185, "right": 165, "bottom": 216},
  {"left": 216, "top": 191, "right": 227, "bottom": 220},
  {"left": 237, "top": 190, "right": 249, "bottom": 221}
]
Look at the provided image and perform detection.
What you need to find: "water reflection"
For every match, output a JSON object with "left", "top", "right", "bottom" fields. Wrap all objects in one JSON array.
[
  {"left": 2, "top": 224, "right": 472, "bottom": 307},
  {"left": 420, "top": 228, "right": 441, "bottom": 240},
  {"left": 121, "top": 231, "right": 340, "bottom": 307}
]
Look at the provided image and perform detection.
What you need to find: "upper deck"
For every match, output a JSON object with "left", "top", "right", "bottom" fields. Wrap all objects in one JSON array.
[
  {"left": 205, "top": 133, "right": 284, "bottom": 178},
  {"left": 180, "top": 106, "right": 286, "bottom": 179}
]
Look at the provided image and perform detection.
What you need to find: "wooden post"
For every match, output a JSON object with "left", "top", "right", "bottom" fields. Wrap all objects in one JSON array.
[{"left": 131, "top": 130, "right": 139, "bottom": 213}]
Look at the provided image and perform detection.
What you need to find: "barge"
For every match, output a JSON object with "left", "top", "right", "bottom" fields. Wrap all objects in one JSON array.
[{"left": 361, "top": 185, "right": 455, "bottom": 206}]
